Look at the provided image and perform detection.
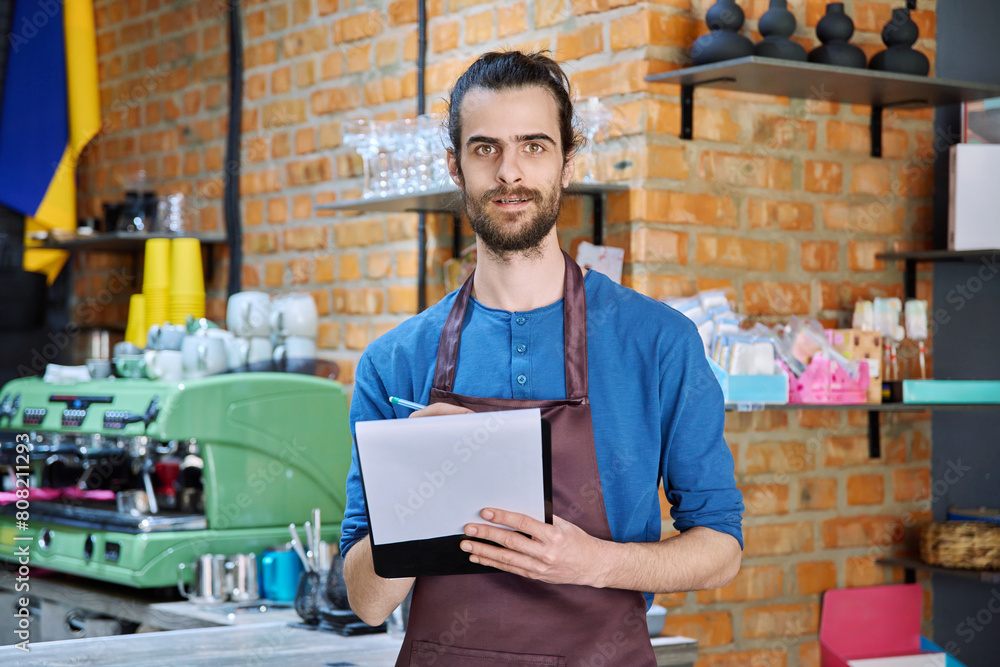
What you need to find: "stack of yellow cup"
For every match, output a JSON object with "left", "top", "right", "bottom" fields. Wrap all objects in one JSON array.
[
  {"left": 124, "top": 294, "right": 147, "bottom": 348},
  {"left": 143, "top": 239, "right": 171, "bottom": 331},
  {"left": 169, "top": 238, "right": 205, "bottom": 324}
]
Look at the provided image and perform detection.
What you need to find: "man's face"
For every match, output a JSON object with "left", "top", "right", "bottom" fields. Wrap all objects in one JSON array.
[{"left": 448, "top": 86, "right": 575, "bottom": 257}]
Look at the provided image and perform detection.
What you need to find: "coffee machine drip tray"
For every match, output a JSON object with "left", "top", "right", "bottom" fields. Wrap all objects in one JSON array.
[{"left": 0, "top": 500, "right": 207, "bottom": 533}]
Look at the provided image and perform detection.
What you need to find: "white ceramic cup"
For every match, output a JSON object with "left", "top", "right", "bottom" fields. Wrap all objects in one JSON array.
[
  {"left": 227, "top": 292, "right": 272, "bottom": 338},
  {"left": 246, "top": 336, "right": 274, "bottom": 367},
  {"left": 273, "top": 336, "right": 317, "bottom": 365},
  {"left": 143, "top": 349, "right": 184, "bottom": 381},
  {"left": 147, "top": 323, "right": 187, "bottom": 351},
  {"left": 270, "top": 293, "right": 318, "bottom": 339},
  {"left": 181, "top": 336, "right": 227, "bottom": 378}
]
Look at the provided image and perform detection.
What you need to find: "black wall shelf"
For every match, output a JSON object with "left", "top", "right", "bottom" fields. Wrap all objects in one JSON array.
[
  {"left": 877, "top": 555, "right": 1000, "bottom": 585},
  {"left": 41, "top": 232, "right": 227, "bottom": 283},
  {"left": 877, "top": 249, "right": 1000, "bottom": 299},
  {"left": 644, "top": 57, "right": 1000, "bottom": 158},
  {"left": 318, "top": 183, "right": 627, "bottom": 311},
  {"left": 725, "top": 402, "right": 1000, "bottom": 460}
]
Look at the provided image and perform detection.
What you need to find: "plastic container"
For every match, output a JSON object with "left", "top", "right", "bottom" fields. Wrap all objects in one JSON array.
[{"left": 781, "top": 353, "right": 870, "bottom": 404}]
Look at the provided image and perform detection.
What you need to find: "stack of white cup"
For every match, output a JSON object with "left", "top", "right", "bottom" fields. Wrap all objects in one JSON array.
[
  {"left": 270, "top": 293, "right": 318, "bottom": 372},
  {"left": 225, "top": 292, "right": 318, "bottom": 372}
]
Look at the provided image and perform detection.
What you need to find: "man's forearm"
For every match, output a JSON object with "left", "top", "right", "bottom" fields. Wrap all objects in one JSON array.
[
  {"left": 342, "top": 535, "right": 415, "bottom": 625},
  {"left": 597, "top": 527, "right": 742, "bottom": 593}
]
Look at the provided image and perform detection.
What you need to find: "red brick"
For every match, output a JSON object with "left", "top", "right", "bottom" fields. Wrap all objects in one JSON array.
[
  {"left": 497, "top": 3, "right": 527, "bottom": 38},
  {"left": 848, "top": 241, "right": 887, "bottom": 272},
  {"left": 431, "top": 20, "right": 459, "bottom": 53},
  {"left": 661, "top": 611, "right": 733, "bottom": 648},
  {"left": 823, "top": 435, "right": 870, "bottom": 467},
  {"left": 847, "top": 474, "right": 885, "bottom": 505},
  {"left": 744, "top": 441, "right": 812, "bottom": 475},
  {"left": 556, "top": 23, "right": 603, "bottom": 61},
  {"left": 388, "top": 0, "right": 416, "bottom": 25},
  {"left": 747, "top": 199, "right": 814, "bottom": 231},
  {"left": 612, "top": 190, "right": 738, "bottom": 227},
  {"left": 821, "top": 515, "right": 907, "bottom": 549},
  {"left": 753, "top": 115, "right": 817, "bottom": 151},
  {"left": 827, "top": 120, "right": 871, "bottom": 154},
  {"left": 699, "top": 151, "right": 793, "bottom": 191},
  {"left": 741, "top": 483, "right": 790, "bottom": 516},
  {"left": 851, "top": 163, "right": 892, "bottom": 196},
  {"left": 630, "top": 228, "right": 687, "bottom": 264},
  {"left": 697, "top": 235, "right": 787, "bottom": 272},
  {"left": 465, "top": 10, "right": 493, "bottom": 44},
  {"left": 744, "top": 603, "right": 819, "bottom": 639},
  {"left": 698, "top": 651, "right": 788, "bottom": 667},
  {"left": 801, "top": 241, "right": 839, "bottom": 272},
  {"left": 846, "top": 556, "right": 885, "bottom": 587},
  {"left": 743, "top": 282, "right": 811, "bottom": 316},
  {"left": 805, "top": 160, "right": 843, "bottom": 194},
  {"left": 744, "top": 522, "right": 814, "bottom": 557},
  {"left": 697, "top": 565, "right": 783, "bottom": 604},
  {"left": 820, "top": 281, "right": 904, "bottom": 312},
  {"left": 798, "top": 477, "right": 837, "bottom": 511},
  {"left": 893, "top": 468, "right": 930, "bottom": 502},
  {"left": 333, "top": 11, "right": 383, "bottom": 44},
  {"left": 796, "top": 561, "right": 837, "bottom": 595}
]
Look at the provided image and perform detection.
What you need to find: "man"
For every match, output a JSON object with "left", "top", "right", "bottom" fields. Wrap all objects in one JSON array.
[{"left": 341, "top": 50, "right": 743, "bottom": 666}]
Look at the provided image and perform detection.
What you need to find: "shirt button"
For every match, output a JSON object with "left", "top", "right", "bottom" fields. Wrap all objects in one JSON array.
[
  {"left": 516, "top": 344, "right": 526, "bottom": 354},
  {"left": 515, "top": 317, "right": 526, "bottom": 325},
  {"left": 516, "top": 374, "right": 527, "bottom": 385}
]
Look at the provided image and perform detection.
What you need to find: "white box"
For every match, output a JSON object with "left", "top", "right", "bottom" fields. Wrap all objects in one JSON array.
[
  {"left": 949, "top": 144, "right": 1000, "bottom": 251},
  {"left": 848, "top": 654, "right": 945, "bottom": 667}
]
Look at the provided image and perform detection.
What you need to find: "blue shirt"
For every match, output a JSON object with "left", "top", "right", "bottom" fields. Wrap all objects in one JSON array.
[{"left": 341, "top": 270, "right": 744, "bottom": 565}]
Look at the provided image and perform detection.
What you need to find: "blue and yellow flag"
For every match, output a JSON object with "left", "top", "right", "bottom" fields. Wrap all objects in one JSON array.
[{"left": 0, "top": 0, "right": 100, "bottom": 284}]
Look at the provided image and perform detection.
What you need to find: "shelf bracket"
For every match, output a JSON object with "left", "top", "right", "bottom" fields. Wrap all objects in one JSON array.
[
  {"left": 452, "top": 213, "right": 462, "bottom": 258},
  {"left": 593, "top": 191, "right": 607, "bottom": 246},
  {"left": 678, "top": 78, "right": 736, "bottom": 141},
  {"left": 870, "top": 99, "right": 928, "bottom": 158},
  {"left": 903, "top": 258, "right": 917, "bottom": 300},
  {"left": 870, "top": 106, "right": 883, "bottom": 158},
  {"left": 868, "top": 410, "right": 881, "bottom": 458}
]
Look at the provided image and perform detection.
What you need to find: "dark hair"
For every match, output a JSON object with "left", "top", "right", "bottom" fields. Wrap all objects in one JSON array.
[{"left": 447, "top": 51, "right": 580, "bottom": 168}]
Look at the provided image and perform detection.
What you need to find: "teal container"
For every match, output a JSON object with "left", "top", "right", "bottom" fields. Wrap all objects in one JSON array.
[
  {"left": 903, "top": 380, "right": 1000, "bottom": 404},
  {"left": 261, "top": 544, "right": 304, "bottom": 602}
]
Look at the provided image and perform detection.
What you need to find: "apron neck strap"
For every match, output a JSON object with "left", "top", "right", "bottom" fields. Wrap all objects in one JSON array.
[{"left": 432, "top": 250, "right": 589, "bottom": 399}]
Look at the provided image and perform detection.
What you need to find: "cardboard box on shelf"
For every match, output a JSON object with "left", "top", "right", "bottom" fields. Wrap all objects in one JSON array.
[{"left": 826, "top": 329, "right": 883, "bottom": 404}]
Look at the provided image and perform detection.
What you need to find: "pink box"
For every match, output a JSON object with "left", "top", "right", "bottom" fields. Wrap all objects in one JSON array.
[{"left": 780, "top": 353, "right": 870, "bottom": 404}]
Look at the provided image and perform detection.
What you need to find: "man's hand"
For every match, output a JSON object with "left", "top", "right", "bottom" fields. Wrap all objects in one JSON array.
[
  {"left": 409, "top": 402, "right": 474, "bottom": 418},
  {"left": 460, "top": 509, "right": 612, "bottom": 588}
]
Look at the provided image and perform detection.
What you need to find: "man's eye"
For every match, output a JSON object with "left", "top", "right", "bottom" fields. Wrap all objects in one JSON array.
[
  {"left": 475, "top": 145, "right": 496, "bottom": 155},
  {"left": 526, "top": 143, "right": 543, "bottom": 153}
]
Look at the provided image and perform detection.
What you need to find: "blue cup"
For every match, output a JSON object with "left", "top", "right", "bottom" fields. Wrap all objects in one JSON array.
[{"left": 260, "top": 543, "right": 303, "bottom": 602}]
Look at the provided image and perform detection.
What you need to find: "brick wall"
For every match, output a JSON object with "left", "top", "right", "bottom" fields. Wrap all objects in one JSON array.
[{"left": 76, "top": 0, "right": 940, "bottom": 664}]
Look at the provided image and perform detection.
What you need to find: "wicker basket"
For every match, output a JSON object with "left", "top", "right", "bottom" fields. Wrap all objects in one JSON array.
[{"left": 921, "top": 521, "right": 1000, "bottom": 570}]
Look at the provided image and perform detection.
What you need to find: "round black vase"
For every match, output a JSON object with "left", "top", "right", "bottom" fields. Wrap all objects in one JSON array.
[
  {"left": 692, "top": 0, "right": 755, "bottom": 66},
  {"left": 869, "top": 7, "right": 929, "bottom": 76},
  {"left": 808, "top": 2, "right": 867, "bottom": 69},
  {"left": 755, "top": 0, "right": 807, "bottom": 61}
]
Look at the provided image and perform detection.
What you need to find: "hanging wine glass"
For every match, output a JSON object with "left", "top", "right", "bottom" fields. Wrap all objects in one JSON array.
[
  {"left": 342, "top": 119, "right": 379, "bottom": 198},
  {"left": 574, "top": 97, "right": 614, "bottom": 183}
]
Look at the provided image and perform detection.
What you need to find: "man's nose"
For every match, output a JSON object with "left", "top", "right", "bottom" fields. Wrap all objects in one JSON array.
[{"left": 496, "top": 152, "right": 523, "bottom": 185}]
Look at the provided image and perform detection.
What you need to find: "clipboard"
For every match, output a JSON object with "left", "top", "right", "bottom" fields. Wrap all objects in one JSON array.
[{"left": 356, "top": 409, "right": 552, "bottom": 578}]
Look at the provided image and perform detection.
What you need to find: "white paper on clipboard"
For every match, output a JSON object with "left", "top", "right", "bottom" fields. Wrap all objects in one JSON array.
[{"left": 355, "top": 408, "right": 546, "bottom": 546}]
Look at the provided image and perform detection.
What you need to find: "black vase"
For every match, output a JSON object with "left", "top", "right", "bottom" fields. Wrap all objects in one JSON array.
[
  {"left": 692, "top": 0, "right": 755, "bottom": 66},
  {"left": 755, "top": 0, "right": 807, "bottom": 61},
  {"left": 869, "top": 7, "right": 929, "bottom": 75},
  {"left": 808, "top": 2, "right": 867, "bottom": 69}
]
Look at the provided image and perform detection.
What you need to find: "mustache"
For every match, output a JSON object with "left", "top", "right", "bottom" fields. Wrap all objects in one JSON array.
[{"left": 479, "top": 186, "right": 540, "bottom": 203}]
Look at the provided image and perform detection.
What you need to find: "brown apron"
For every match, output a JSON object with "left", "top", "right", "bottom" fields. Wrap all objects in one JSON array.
[{"left": 396, "top": 252, "right": 656, "bottom": 667}]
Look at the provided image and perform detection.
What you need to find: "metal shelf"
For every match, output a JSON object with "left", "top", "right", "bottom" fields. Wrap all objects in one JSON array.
[
  {"left": 316, "top": 182, "right": 627, "bottom": 215},
  {"left": 877, "top": 555, "right": 1000, "bottom": 585},
  {"left": 644, "top": 56, "right": 1000, "bottom": 157},
  {"left": 877, "top": 249, "right": 1000, "bottom": 299},
  {"left": 725, "top": 401, "right": 1000, "bottom": 460},
  {"left": 318, "top": 182, "right": 628, "bottom": 311},
  {"left": 41, "top": 231, "right": 227, "bottom": 252}
]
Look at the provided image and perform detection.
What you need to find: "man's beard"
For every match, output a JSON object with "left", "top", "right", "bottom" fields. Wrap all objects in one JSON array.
[{"left": 462, "top": 182, "right": 563, "bottom": 258}]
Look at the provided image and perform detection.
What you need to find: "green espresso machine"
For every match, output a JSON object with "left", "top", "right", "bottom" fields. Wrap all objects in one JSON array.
[{"left": 0, "top": 373, "right": 353, "bottom": 588}]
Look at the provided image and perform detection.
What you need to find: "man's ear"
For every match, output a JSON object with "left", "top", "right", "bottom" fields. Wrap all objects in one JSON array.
[
  {"left": 561, "top": 153, "right": 576, "bottom": 189},
  {"left": 447, "top": 150, "right": 463, "bottom": 188}
]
